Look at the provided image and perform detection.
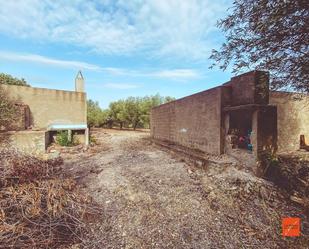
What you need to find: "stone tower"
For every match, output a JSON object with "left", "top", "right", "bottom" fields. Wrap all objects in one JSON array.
[{"left": 75, "top": 70, "right": 85, "bottom": 92}]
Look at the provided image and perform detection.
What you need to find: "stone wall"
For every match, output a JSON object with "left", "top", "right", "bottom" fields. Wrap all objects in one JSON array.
[
  {"left": 270, "top": 92, "right": 309, "bottom": 152},
  {"left": 151, "top": 87, "right": 222, "bottom": 154},
  {"left": 2, "top": 84, "right": 87, "bottom": 130},
  {"left": 0, "top": 130, "right": 47, "bottom": 154}
]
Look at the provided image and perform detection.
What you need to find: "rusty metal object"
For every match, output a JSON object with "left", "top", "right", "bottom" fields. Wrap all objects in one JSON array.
[{"left": 300, "top": 135, "right": 309, "bottom": 151}]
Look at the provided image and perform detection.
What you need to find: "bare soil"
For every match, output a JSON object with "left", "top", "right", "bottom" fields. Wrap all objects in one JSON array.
[{"left": 61, "top": 128, "right": 308, "bottom": 249}]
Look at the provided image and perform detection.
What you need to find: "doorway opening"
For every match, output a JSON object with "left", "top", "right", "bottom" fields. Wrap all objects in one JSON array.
[{"left": 228, "top": 110, "right": 253, "bottom": 151}]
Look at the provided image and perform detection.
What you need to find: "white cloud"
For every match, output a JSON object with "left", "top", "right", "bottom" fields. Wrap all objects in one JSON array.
[
  {"left": 0, "top": 0, "right": 231, "bottom": 60},
  {"left": 103, "top": 83, "right": 139, "bottom": 89},
  {"left": 0, "top": 50, "right": 201, "bottom": 80},
  {"left": 0, "top": 51, "right": 101, "bottom": 70},
  {"left": 150, "top": 69, "right": 200, "bottom": 80}
]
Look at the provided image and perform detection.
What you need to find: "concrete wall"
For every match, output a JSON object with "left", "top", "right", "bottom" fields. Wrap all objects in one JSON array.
[
  {"left": 151, "top": 87, "right": 222, "bottom": 154},
  {"left": 0, "top": 130, "right": 47, "bottom": 154},
  {"left": 150, "top": 101, "right": 176, "bottom": 142},
  {"left": 270, "top": 92, "right": 309, "bottom": 152},
  {"left": 151, "top": 71, "right": 308, "bottom": 158},
  {"left": 252, "top": 106, "right": 277, "bottom": 158},
  {"left": 2, "top": 85, "right": 87, "bottom": 130},
  {"left": 10, "top": 104, "right": 30, "bottom": 131},
  {"left": 151, "top": 71, "right": 270, "bottom": 156},
  {"left": 225, "top": 71, "right": 270, "bottom": 106}
]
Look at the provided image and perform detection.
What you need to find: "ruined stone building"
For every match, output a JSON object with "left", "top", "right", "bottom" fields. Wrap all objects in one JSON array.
[
  {"left": 0, "top": 71, "right": 88, "bottom": 154},
  {"left": 150, "top": 71, "right": 309, "bottom": 161}
]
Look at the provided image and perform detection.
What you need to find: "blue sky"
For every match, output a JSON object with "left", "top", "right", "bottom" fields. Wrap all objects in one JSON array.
[{"left": 0, "top": 0, "right": 233, "bottom": 108}]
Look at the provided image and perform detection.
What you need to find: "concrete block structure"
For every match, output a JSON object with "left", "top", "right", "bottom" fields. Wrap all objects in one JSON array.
[
  {"left": 0, "top": 71, "right": 88, "bottom": 154},
  {"left": 151, "top": 71, "right": 309, "bottom": 161}
]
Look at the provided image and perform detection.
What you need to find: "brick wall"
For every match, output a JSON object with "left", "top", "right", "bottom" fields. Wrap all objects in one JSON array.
[
  {"left": 151, "top": 71, "right": 309, "bottom": 157},
  {"left": 151, "top": 71, "right": 271, "bottom": 156},
  {"left": 226, "top": 71, "right": 270, "bottom": 106},
  {"left": 151, "top": 87, "right": 222, "bottom": 154}
]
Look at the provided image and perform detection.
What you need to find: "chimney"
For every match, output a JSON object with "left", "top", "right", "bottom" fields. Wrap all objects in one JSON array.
[{"left": 75, "top": 70, "right": 85, "bottom": 92}]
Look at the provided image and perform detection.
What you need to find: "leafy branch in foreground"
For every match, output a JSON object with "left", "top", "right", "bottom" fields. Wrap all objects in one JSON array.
[{"left": 210, "top": 0, "right": 309, "bottom": 92}]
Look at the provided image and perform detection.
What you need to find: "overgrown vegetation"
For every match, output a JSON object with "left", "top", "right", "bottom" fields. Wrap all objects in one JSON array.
[
  {"left": 87, "top": 94, "right": 175, "bottom": 129},
  {"left": 0, "top": 73, "right": 30, "bottom": 87},
  {"left": 0, "top": 73, "right": 30, "bottom": 130},
  {"left": 263, "top": 153, "right": 309, "bottom": 212},
  {"left": 56, "top": 131, "right": 79, "bottom": 147},
  {"left": 258, "top": 151, "right": 279, "bottom": 177},
  {"left": 210, "top": 0, "right": 309, "bottom": 92},
  {"left": 0, "top": 149, "right": 100, "bottom": 248},
  {"left": 0, "top": 85, "right": 17, "bottom": 130}
]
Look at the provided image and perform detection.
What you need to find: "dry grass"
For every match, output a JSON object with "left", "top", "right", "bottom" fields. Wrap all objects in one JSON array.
[
  {"left": 0, "top": 149, "right": 101, "bottom": 248},
  {"left": 264, "top": 152, "right": 309, "bottom": 212}
]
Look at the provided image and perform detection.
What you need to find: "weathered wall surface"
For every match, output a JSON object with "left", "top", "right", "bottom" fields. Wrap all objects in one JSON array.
[
  {"left": 253, "top": 106, "right": 278, "bottom": 158},
  {"left": 151, "top": 87, "right": 222, "bottom": 154},
  {"left": 0, "top": 130, "right": 47, "bottom": 154},
  {"left": 150, "top": 101, "right": 175, "bottom": 142},
  {"left": 2, "top": 85, "right": 87, "bottom": 130},
  {"left": 224, "top": 71, "right": 269, "bottom": 106},
  {"left": 270, "top": 92, "right": 309, "bottom": 152},
  {"left": 151, "top": 71, "right": 308, "bottom": 158},
  {"left": 150, "top": 71, "right": 270, "bottom": 155}
]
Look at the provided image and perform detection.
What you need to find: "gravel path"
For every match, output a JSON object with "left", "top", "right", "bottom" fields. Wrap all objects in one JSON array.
[{"left": 62, "top": 129, "right": 308, "bottom": 249}]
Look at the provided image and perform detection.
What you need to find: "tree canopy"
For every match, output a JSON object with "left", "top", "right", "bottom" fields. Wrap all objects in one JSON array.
[
  {"left": 87, "top": 100, "right": 110, "bottom": 128},
  {"left": 87, "top": 94, "right": 175, "bottom": 129},
  {"left": 210, "top": 0, "right": 309, "bottom": 92},
  {"left": 0, "top": 73, "right": 30, "bottom": 87}
]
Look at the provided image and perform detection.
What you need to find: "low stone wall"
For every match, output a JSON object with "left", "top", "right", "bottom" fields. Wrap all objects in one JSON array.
[{"left": 0, "top": 131, "right": 47, "bottom": 155}]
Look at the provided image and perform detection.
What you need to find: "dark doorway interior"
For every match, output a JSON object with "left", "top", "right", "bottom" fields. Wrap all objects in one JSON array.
[{"left": 228, "top": 110, "right": 253, "bottom": 150}]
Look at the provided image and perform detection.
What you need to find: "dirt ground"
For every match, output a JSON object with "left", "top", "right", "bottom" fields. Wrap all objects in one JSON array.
[{"left": 61, "top": 129, "right": 308, "bottom": 249}]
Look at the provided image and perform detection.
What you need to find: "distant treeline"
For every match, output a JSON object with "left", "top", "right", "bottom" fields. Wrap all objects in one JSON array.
[{"left": 87, "top": 94, "right": 175, "bottom": 129}]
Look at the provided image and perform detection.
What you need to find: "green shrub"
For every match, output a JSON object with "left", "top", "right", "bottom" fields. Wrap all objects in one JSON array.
[
  {"left": 56, "top": 131, "right": 71, "bottom": 146},
  {"left": 55, "top": 131, "right": 79, "bottom": 147},
  {"left": 259, "top": 151, "right": 279, "bottom": 177},
  {"left": 89, "top": 135, "right": 97, "bottom": 145}
]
